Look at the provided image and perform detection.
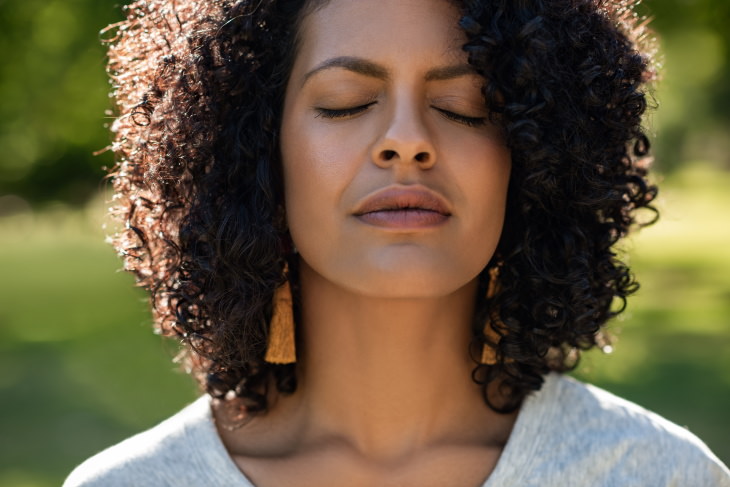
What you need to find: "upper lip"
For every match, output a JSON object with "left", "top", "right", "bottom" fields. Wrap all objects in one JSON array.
[{"left": 352, "top": 185, "right": 452, "bottom": 216}]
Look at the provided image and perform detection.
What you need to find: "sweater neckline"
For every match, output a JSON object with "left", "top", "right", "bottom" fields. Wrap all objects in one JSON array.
[
  {"left": 481, "top": 373, "right": 561, "bottom": 486},
  {"left": 191, "top": 374, "right": 561, "bottom": 487}
]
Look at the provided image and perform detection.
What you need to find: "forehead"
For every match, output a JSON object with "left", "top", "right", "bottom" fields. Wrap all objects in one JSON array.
[{"left": 294, "top": 0, "right": 466, "bottom": 72}]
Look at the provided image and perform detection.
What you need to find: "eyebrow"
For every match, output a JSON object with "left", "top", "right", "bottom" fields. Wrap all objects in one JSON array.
[{"left": 300, "top": 56, "right": 478, "bottom": 87}]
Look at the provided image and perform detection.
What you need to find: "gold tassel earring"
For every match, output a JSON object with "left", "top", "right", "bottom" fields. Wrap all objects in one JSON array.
[
  {"left": 481, "top": 265, "right": 502, "bottom": 365},
  {"left": 480, "top": 323, "right": 501, "bottom": 366},
  {"left": 264, "top": 266, "right": 296, "bottom": 364}
]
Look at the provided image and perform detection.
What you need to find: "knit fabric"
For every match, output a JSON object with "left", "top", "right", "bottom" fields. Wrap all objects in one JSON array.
[{"left": 64, "top": 374, "right": 730, "bottom": 486}]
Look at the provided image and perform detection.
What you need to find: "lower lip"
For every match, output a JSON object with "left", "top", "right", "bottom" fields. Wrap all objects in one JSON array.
[{"left": 356, "top": 209, "right": 449, "bottom": 229}]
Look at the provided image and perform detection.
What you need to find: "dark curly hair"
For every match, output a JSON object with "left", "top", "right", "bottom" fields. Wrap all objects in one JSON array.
[{"left": 103, "top": 0, "right": 657, "bottom": 414}]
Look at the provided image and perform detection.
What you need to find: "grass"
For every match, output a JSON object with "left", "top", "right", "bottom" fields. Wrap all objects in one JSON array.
[
  {"left": 573, "top": 162, "right": 730, "bottom": 463},
  {"left": 1, "top": 162, "right": 728, "bottom": 486},
  {"left": 0, "top": 205, "right": 198, "bottom": 487}
]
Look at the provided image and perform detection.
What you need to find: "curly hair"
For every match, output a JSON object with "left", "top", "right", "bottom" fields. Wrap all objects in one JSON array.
[{"left": 104, "top": 0, "right": 657, "bottom": 414}]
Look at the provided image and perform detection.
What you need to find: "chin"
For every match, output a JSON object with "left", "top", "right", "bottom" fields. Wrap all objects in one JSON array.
[{"left": 343, "top": 256, "right": 483, "bottom": 299}]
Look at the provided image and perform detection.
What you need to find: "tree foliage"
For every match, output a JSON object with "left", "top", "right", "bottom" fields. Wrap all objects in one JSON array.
[{"left": 0, "top": 0, "right": 727, "bottom": 206}]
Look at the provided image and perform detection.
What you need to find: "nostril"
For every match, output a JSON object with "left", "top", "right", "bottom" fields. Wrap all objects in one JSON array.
[
  {"left": 415, "top": 152, "right": 430, "bottom": 163},
  {"left": 382, "top": 150, "right": 397, "bottom": 160}
]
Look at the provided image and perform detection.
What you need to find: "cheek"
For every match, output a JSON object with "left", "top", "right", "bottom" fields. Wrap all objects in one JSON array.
[
  {"left": 283, "top": 125, "right": 343, "bottom": 189},
  {"left": 279, "top": 114, "right": 362, "bottom": 255},
  {"left": 476, "top": 144, "right": 511, "bottom": 217},
  {"left": 450, "top": 136, "right": 512, "bottom": 254}
]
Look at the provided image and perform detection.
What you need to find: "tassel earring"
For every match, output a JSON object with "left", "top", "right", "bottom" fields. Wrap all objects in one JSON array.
[
  {"left": 264, "top": 266, "right": 296, "bottom": 364},
  {"left": 480, "top": 323, "right": 501, "bottom": 366},
  {"left": 481, "top": 265, "right": 502, "bottom": 366}
]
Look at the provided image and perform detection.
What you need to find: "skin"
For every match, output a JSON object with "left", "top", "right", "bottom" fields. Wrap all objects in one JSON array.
[{"left": 215, "top": 0, "right": 515, "bottom": 485}]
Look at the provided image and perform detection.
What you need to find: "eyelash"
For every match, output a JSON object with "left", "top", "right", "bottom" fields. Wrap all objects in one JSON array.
[
  {"left": 314, "top": 103, "right": 487, "bottom": 127},
  {"left": 432, "top": 107, "right": 487, "bottom": 127},
  {"left": 315, "top": 102, "right": 376, "bottom": 119}
]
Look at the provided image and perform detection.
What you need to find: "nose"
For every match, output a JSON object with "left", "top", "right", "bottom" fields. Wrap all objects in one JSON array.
[{"left": 371, "top": 102, "right": 436, "bottom": 170}]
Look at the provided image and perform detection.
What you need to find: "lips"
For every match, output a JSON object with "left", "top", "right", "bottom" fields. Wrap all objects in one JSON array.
[{"left": 352, "top": 185, "right": 451, "bottom": 229}]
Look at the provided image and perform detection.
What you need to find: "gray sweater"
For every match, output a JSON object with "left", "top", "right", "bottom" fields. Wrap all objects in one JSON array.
[{"left": 64, "top": 374, "right": 730, "bottom": 486}]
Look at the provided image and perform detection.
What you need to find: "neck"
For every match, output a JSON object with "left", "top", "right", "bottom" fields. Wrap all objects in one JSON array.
[{"left": 283, "top": 259, "right": 504, "bottom": 461}]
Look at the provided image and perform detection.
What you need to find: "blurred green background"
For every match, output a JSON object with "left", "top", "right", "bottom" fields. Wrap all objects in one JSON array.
[{"left": 0, "top": 0, "right": 728, "bottom": 485}]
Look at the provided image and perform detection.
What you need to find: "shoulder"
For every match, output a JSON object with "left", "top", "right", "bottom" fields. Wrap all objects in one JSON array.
[
  {"left": 490, "top": 374, "right": 730, "bottom": 486},
  {"left": 63, "top": 396, "right": 246, "bottom": 487},
  {"left": 549, "top": 373, "right": 696, "bottom": 438}
]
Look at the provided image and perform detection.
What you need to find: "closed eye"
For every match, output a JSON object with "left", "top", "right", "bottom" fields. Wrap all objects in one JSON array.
[
  {"left": 432, "top": 106, "right": 486, "bottom": 127},
  {"left": 315, "top": 101, "right": 377, "bottom": 119}
]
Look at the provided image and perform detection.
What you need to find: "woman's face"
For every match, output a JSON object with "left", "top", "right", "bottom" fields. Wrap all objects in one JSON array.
[{"left": 280, "top": 0, "right": 511, "bottom": 298}]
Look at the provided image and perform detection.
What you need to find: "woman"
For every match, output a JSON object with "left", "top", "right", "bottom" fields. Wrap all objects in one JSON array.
[{"left": 66, "top": 0, "right": 729, "bottom": 485}]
